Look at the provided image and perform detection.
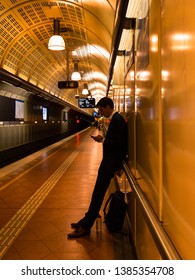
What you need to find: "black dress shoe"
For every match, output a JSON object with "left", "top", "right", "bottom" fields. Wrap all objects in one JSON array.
[
  {"left": 71, "top": 222, "right": 82, "bottom": 229},
  {"left": 71, "top": 217, "right": 85, "bottom": 229},
  {"left": 71, "top": 214, "right": 100, "bottom": 229},
  {"left": 67, "top": 227, "right": 90, "bottom": 238}
]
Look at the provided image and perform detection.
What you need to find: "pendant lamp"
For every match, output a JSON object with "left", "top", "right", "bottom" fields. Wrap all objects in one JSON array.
[
  {"left": 82, "top": 83, "right": 89, "bottom": 95},
  {"left": 48, "top": 19, "right": 65, "bottom": 51},
  {"left": 71, "top": 62, "right": 81, "bottom": 81}
]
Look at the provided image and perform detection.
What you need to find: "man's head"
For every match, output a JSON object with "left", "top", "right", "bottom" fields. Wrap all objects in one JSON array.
[{"left": 96, "top": 97, "right": 114, "bottom": 118}]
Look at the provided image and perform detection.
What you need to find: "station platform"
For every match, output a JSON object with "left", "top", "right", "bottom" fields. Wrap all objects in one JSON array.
[{"left": 0, "top": 127, "right": 133, "bottom": 260}]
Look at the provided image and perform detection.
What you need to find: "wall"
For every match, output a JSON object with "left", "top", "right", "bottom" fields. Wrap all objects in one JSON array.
[
  {"left": 0, "top": 90, "right": 93, "bottom": 167},
  {"left": 0, "top": 94, "right": 67, "bottom": 151},
  {"left": 161, "top": 0, "right": 195, "bottom": 259},
  {"left": 120, "top": 0, "right": 195, "bottom": 259},
  {"left": 133, "top": 0, "right": 162, "bottom": 259}
]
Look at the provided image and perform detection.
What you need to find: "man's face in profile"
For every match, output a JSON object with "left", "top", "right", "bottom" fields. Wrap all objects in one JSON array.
[{"left": 97, "top": 105, "right": 112, "bottom": 118}]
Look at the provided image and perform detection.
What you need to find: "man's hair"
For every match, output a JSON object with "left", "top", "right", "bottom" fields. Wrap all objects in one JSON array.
[{"left": 96, "top": 97, "right": 114, "bottom": 109}]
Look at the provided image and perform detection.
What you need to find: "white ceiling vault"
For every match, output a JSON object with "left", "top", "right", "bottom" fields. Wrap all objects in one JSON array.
[{"left": 0, "top": 0, "right": 117, "bottom": 110}]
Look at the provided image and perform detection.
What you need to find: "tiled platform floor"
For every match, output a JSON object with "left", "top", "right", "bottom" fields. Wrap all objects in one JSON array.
[{"left": 0, "top": 128, "right": 117, "bottom": 260}]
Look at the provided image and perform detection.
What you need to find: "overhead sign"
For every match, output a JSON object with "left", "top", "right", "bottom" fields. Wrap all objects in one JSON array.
[
  {"left": 78, "top": 98, "right": 95, "bottom": 108},
  {"left": 58, "top": 81, "right": 78, "bottom": 89}
]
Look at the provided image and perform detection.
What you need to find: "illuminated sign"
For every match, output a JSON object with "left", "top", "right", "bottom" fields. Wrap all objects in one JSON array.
[
  {"left": 78, "top": 98, "right": 95, "bottom": 108},
  {"left": 58, "top": 81, "right": 78, "bottom": 89}
]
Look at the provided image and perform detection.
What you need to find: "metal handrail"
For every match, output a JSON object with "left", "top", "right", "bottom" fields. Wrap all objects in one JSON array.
[{"left": 122, "top": 161, "right": 181, "bottom": 260}]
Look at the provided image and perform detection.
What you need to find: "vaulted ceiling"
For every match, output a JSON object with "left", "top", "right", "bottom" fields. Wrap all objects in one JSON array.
[{"left": 0, "top": 0, "right": 117, "bottom": 109}]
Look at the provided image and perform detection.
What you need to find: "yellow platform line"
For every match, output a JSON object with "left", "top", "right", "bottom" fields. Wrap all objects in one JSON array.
[{"left": 0, "top": 151, "right": 79, "bottom": 259}]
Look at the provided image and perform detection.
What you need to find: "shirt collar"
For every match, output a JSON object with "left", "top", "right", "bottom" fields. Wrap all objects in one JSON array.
[{"left": 107, "top": 110, "right": 116, "bottom": 121}]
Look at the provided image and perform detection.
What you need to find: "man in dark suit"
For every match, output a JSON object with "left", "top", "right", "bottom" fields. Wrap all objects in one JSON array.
[{"left": 67, "top": 97, "right": 128, "bottom": 238}]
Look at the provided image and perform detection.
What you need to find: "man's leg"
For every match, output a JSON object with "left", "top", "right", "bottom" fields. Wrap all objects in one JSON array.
[
  {"left": 67, "top": 159, "right": 121, "bottom": 238},
  {"left": 81, "top": 160, "right": 114, "bottom": 229}
]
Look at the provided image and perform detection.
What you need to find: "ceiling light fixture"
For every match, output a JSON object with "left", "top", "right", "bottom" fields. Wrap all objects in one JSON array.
[
  {"left": 71, "top": 62, "right": 81, "bottom": 81},
  {"left": 48, "top": 19, "right": 65, "bottom": 51},
  {"left": 82, "top": 83, "right": 89, "bottom": 95}
]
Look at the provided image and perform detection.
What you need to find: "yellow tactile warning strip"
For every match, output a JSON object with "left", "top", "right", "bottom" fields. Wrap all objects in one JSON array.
[{"left": 0, "top": 151, "right": 79, "bottom": 259}]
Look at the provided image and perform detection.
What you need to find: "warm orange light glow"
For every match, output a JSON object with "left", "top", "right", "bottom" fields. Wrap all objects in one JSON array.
[
  {"left": 172, "top": 33, "right": 191, "bottom": 50},
  {"left": 151, "top": 35, "right": 158, "bottom": 52}
]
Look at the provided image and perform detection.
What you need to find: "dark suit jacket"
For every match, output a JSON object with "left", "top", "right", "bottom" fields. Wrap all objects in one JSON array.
[{"left": 103, "top": 112, "right": 127, "bottom": 162}]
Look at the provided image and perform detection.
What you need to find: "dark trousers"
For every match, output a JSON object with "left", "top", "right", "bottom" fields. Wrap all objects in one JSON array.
[{"left": 81, "top": 156, "right": 122, "bottom": 229}]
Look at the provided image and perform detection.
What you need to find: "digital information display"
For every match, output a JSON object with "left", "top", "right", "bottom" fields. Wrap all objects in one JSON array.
[
  {"left": 78, "top": 98, "right": 95, "bottom": 108},
  {"left": 42, "top": 107, "right": 48, "bottom": 120},
  {"left": 15, "top": 100, "right": 24, "bottom": 119},
  {"left": 58, "top": 81, "right": 78, "bottom": 89}
]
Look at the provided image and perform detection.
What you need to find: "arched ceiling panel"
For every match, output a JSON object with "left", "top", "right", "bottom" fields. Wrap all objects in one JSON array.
[{"left": 0, "top": 0, "right": 117, "bottom": 109}]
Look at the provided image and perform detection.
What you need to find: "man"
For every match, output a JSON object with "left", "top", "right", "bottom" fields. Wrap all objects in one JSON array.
[{"left": 67, "top": 97, "right": 128, "bottom": 238}]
